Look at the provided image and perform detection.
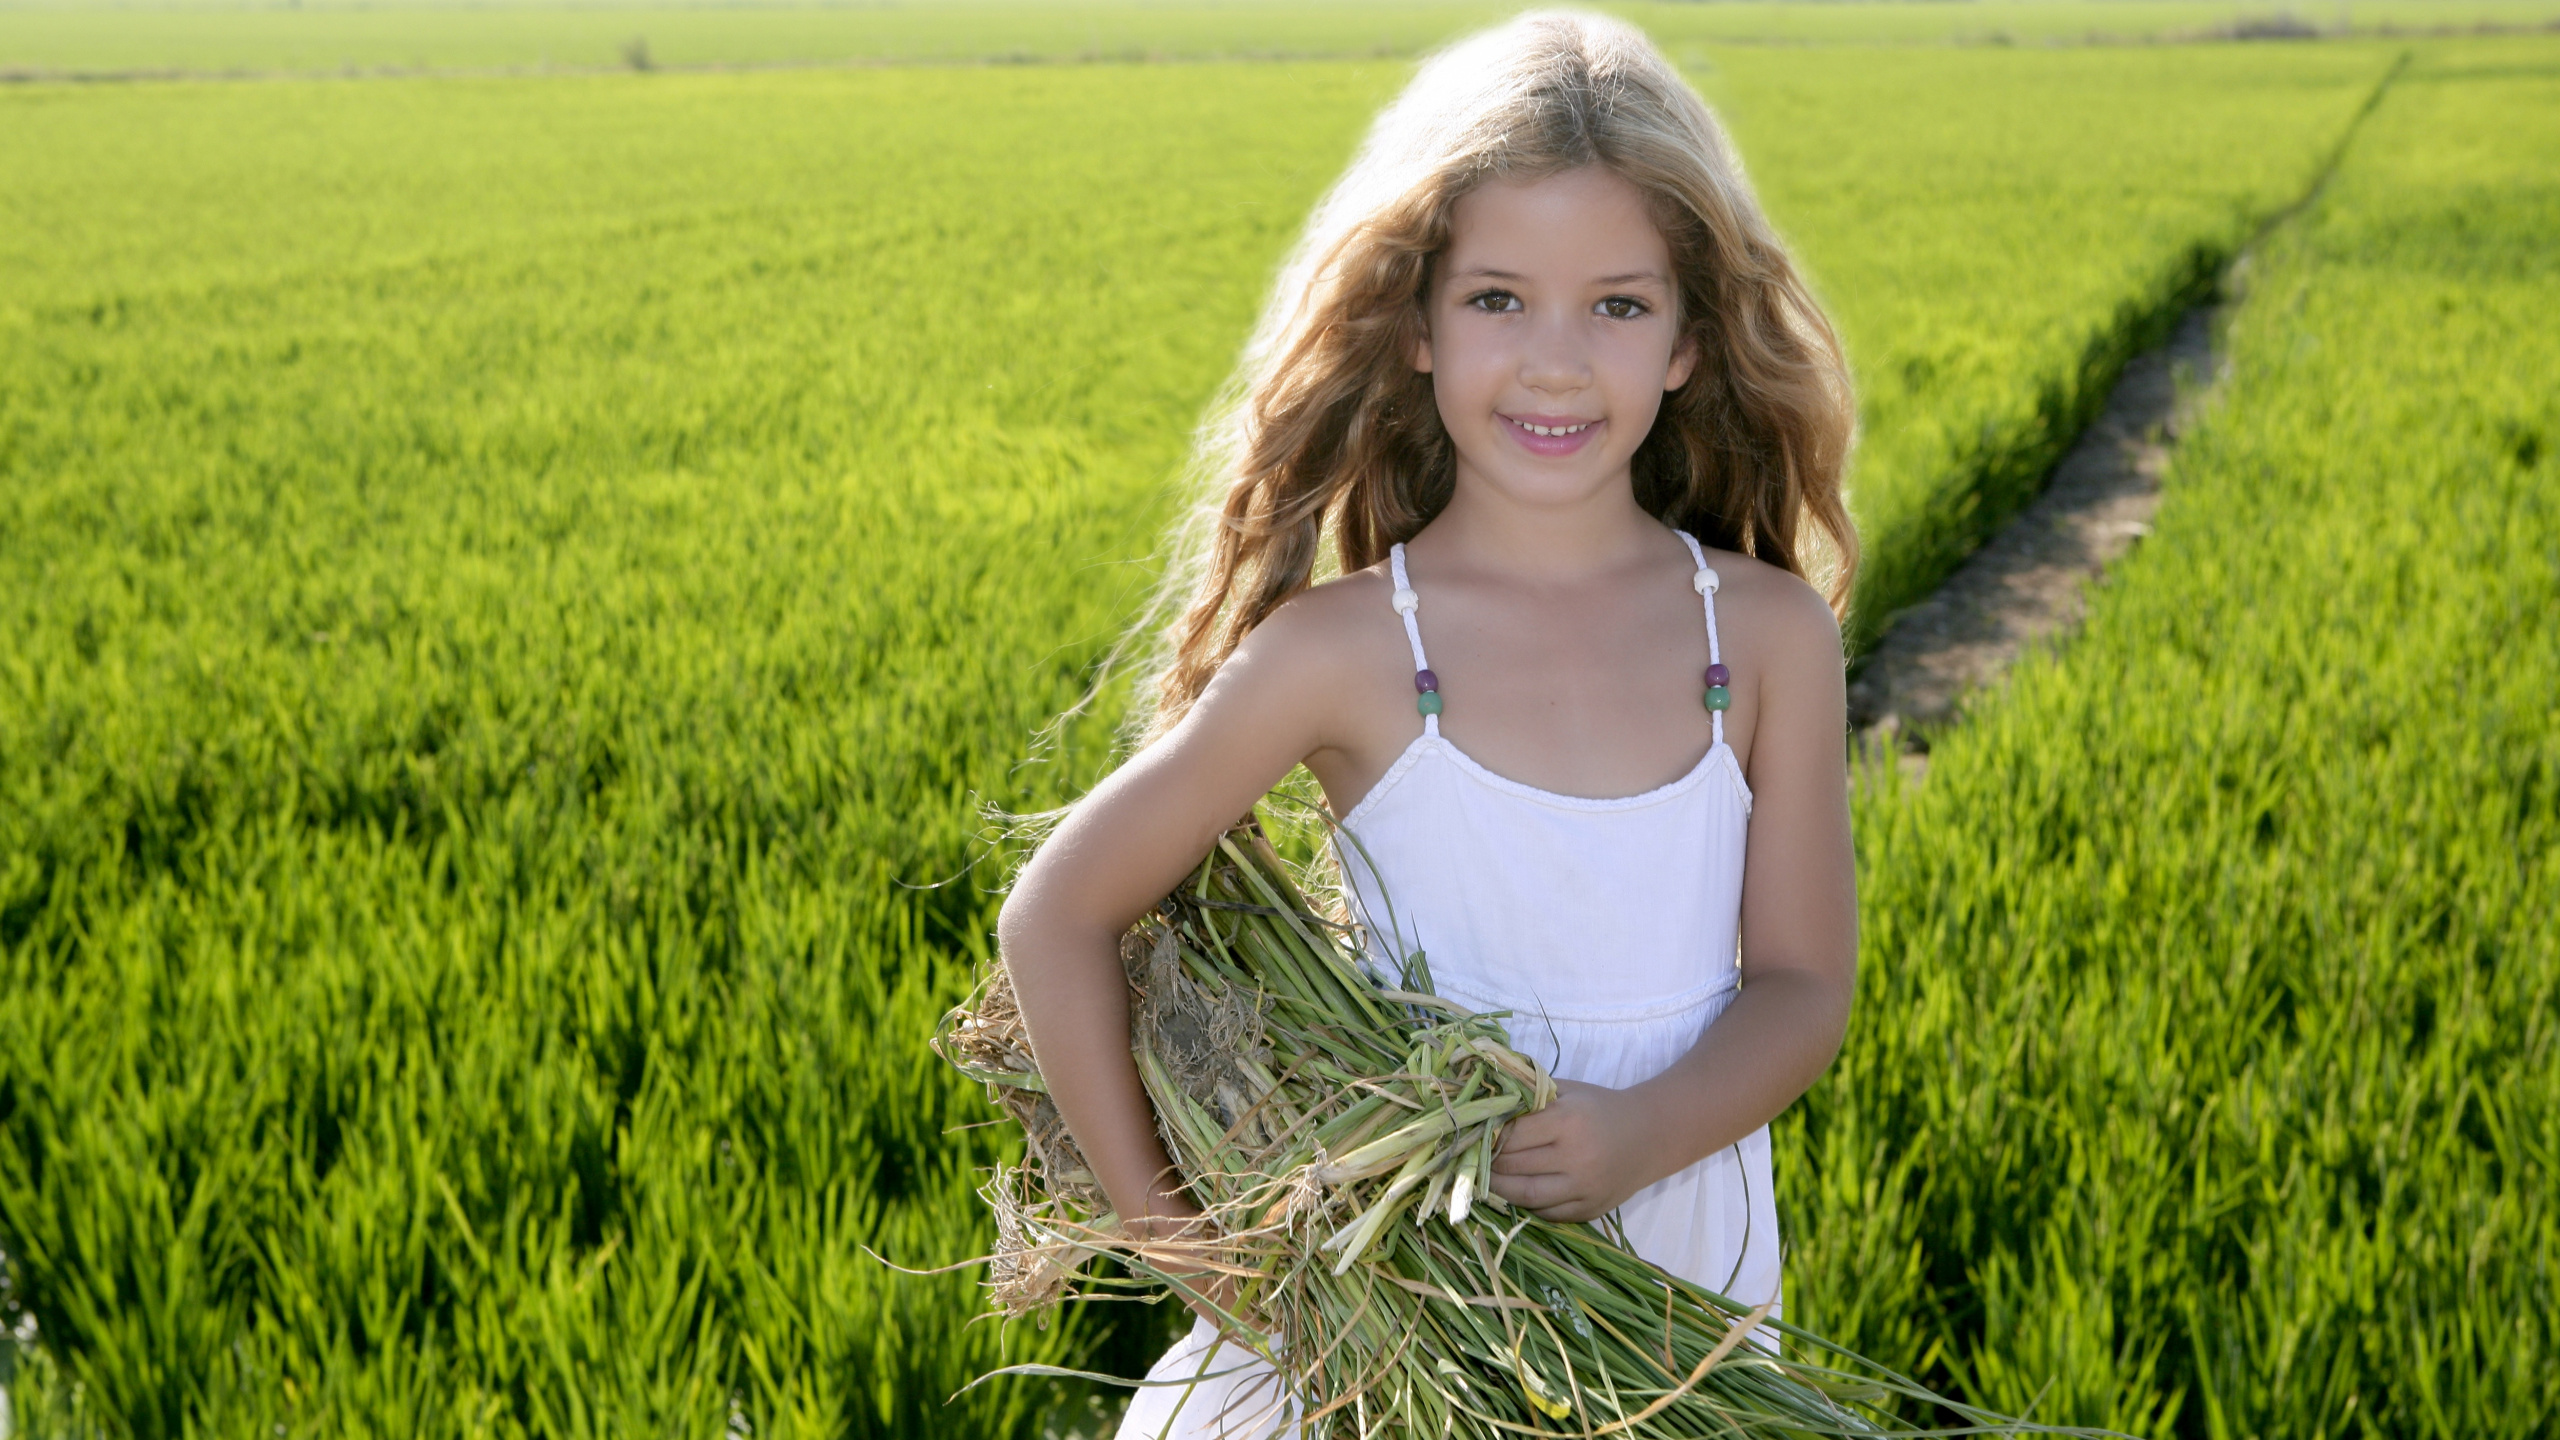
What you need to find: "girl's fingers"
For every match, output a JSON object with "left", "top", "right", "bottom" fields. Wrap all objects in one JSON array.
[
  {"left": 1497, "top": 1108, "right": 1563, "bottom": 1152},
  {"left": 1490, "top": 1142, "right": 1562, "bottom": 1175},
  {"left": 1180, "top": 1274, "right": 1244, "bottom": 1328},
  {"left": 1489, "top": 1169, "right": 1571, "bottom": 1210}
]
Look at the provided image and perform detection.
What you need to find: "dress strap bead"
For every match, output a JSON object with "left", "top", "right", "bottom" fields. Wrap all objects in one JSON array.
[
  {"left": 1674, "top": 531, "right": 1728, "bottom": 746},
  {"left": 1387, "top": 544, "right": 1440, "bottom": 735}
]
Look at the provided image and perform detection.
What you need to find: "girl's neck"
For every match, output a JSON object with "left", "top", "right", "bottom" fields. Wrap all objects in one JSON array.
[{"left": 1414, "top": 476, "right": 1665, "bottom": 586}]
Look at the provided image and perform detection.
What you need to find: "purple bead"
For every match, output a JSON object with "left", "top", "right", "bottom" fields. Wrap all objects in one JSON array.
[
  {"left": 1415, "top": 669, "right": 1439, "bottom": 693},
  {"left": 1705, "top": 663, "right": 1729, "bottom": 688}
]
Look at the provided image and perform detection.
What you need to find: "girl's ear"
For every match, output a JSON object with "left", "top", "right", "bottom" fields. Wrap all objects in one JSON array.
[
  {"left": 1665, "top": 330, "right": 1700, "bottom": 392},
  {"left": 1412, "top": 323, "right": 1435, "bottom": 375}
]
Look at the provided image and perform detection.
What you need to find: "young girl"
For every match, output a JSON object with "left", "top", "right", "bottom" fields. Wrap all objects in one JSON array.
[{"left": 999, "top": 12, "right": 1860, "bottom": 1437}]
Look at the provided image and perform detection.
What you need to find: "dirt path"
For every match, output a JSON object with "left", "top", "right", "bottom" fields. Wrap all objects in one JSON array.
[
  {"left": 1847, "top": 300, "right": 2225, "bottom": 771},
  {"left": 1845, "top": 53, "right": 2407, "bottom": 778}
]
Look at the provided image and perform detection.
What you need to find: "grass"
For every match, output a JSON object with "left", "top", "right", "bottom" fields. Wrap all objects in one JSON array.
[
  {"left": 0, "top": 59, "right": 1392, "bottom": 1440},
  {"left": 1695, "top": 40, "right": 2398, "bottom": 645},
  {"left": 1779, "top": 34, "right": 2560, "bottom": 1436},
  {"left": 0, "top": 21, "right": 2545, "bottom": 1440},
  {"left": 4, "top": 0, "right": 2559, "bottom": 76},
  {"left": 0, "top": 38, "right": 2402, "bottom": 656}
]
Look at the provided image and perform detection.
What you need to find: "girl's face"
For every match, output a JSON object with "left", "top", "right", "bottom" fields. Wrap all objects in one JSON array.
[{"left": 1417, "top": 166, "right": 1697, "bottom": 516}]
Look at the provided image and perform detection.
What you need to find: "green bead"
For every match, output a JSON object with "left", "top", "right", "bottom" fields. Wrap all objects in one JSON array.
[
  {"left": 1703, "top": 685, "right": 1731, "bottom": 711},
  {"left": 1417, "top": 691, "right": 1444, "bottom": 717}
]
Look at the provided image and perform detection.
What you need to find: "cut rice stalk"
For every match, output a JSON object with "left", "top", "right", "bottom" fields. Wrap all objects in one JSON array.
[{"left": 936, "top": 817, "right": 2117, "bottom": 1438}]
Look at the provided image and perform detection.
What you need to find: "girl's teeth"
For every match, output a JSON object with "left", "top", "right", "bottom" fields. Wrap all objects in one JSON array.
[{"left": 1518, "top": 420, "right": 1590, "bottom": 437}]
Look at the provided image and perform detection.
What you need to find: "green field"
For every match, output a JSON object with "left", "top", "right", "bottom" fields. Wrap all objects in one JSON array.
[
  {"left": 4, "top": 0, "right": 2559, "bottom": 75},
  {"left": 0, "top": 59, "right": 1392, "bottom": 1438},
  {"left": 1711, "top": 41, "right": 2395, "bottom": 644},
  {"left": 1782, "top": 35, "right": 2560, "bottom": 1435},
  {"left": 1, "top": 6, "right": 2554, "bottom": 1438}
]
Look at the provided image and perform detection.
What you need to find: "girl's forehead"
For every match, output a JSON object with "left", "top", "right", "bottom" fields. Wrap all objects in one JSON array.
[{"left": 1442, "top": 167, "right": 1673, "bottom": 280}]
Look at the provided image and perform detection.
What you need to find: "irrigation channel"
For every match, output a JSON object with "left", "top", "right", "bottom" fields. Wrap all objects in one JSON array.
[
  {"left": 1849, "top": 300, "right": 2220, "bottom": 776},
  {"left": 1850, "top": 51, "right": 2404, "bottom": 776}
]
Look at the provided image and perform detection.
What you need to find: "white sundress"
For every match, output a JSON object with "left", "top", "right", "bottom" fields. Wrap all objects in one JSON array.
[{"left": 1116, "top": 531, "right": 1781, "bottom": 1440}]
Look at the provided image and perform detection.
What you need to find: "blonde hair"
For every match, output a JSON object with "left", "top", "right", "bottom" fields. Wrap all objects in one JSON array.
[{"left": 1136, "top": 9, "right": 1856, "bottom": 742}]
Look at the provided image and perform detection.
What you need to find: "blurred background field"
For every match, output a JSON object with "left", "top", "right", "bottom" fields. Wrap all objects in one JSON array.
[
  {"left": 0, "top": 4, "right": 2553, "bottom": 1437},
  {"left": 3, "top": 0, "right": 2560, "bottom": 74}
]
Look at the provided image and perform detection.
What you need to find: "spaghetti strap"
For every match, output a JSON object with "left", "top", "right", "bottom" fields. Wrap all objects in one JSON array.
[
  {"left": 1393, "top": 536, "right": 1726, "bottom": 744},
  {"left": 1387, "top": 544, "right": 1441, "bottom": 737},
  {"left": 1326, "top": 528, "right": 1776, "bottom": 1376},
  {"left": 1155, "top": 532, "right": 1772, "bottom": 1437},
  {"left": 1673, "top": 531, "right": 1729, "bottom": 747}
]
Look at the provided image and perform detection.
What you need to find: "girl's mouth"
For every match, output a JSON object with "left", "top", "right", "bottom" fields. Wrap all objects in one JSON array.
[{"left": 1502, "top": 413, "right": 1601, "bottom": 456}]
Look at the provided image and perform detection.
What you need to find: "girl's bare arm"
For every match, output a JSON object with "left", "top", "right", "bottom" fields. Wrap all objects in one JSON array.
[
  {"left": 1491, "top": 572, "right": 1857, "bottom": 1220},
  {"left": 996, "top": 602, "right": 1353, "bottom": 1235}
]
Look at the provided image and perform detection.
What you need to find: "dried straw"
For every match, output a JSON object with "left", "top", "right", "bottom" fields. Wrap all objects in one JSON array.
[{"left": 937, "top": 821, "right": 2111, "bottom": 1438}]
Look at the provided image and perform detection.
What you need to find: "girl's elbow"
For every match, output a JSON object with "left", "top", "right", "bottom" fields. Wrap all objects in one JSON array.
[
  {"left": 1780, "top": 958, "right": 1856, "bottom": 1076},
  {"left": 995, "top": 886, "right": 1048, "bottom": 973},
  {"left": 995, "top": 870, "right": 1113, "bottom": 977},
  {"left": 994, "top": 891, "right": 1023, "bottom": 948},
  {"left": 1814, "top": 961, "right": 1855, "bottom": 1068}
]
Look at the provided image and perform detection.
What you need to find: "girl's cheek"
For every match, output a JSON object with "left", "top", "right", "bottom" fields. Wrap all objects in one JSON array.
[{"left": 1444, "top": 342, "right": 1505, "bottom": 395}]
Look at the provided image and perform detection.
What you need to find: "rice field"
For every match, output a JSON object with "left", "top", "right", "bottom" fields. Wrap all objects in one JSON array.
[
  {"left": 4, "top": 0, "right": 2558, "bottom": 76},
  {"left": 0, "top": 7, "right": 2552, "bottom": 1437},
  {"left": 1785, "top": 36, "right": 2560, "bottom": 1433}
]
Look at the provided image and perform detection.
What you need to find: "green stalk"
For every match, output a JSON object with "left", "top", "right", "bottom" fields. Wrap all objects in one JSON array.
[{"left": 948, "top": 819, "right": 2092, "bottom": 1440}]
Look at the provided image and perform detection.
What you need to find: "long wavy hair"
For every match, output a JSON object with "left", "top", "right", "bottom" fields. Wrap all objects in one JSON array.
[{"left": 1132, "top": 9, "right": 1857, "bottom": 743}]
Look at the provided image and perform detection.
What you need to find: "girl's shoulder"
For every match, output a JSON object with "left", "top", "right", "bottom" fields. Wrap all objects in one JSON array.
[
  {"left": 1693, "top": 544, "right": 1844, "bottom": 710},
  {"left": 1217, "top": 565, "right": 1409, "bottom": 700},
  {"left": 1197, "top": 566, "right": 1419, "bottom": 770},
  {"left": 1696, "top": 544, "right": 1841, "bottom": 649}
]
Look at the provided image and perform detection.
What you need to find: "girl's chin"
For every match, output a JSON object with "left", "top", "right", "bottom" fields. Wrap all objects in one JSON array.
[{"left": 1450, "top": 460, "right": 1631, "bottom": 513}]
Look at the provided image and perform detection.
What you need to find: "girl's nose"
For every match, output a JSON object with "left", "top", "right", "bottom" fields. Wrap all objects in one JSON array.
[{"left": 1518, "top": 318, "right": 1593, "bottom": 393}]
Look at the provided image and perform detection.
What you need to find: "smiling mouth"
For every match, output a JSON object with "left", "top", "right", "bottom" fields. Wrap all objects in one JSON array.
[{"left": 1506, "top": 416, "right": 1597, "bottom": 437}]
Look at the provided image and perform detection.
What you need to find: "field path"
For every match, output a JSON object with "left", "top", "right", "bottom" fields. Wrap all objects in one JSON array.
[
  {"left": 1846, "top": 50, "right": 2410, "bottom": 763},
  {"left": 1848, "top": 302, "right": 2216, "bottom": 751},
  {"left": 1793, "top": 37, "right": 2560, "bottom": 1429}
]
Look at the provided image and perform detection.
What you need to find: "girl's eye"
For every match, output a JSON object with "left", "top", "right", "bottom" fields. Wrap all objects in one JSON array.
[
  {"left": 1465, "top": 290, "right": 1521, "bottom": 314},
  {"left": 1597, "top": 296, "right": 1650, "bottom": 320}
]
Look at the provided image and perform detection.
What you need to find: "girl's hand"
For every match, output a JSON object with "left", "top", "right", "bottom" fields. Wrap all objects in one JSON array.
[
  {"left": 1124, "top": 1203, "right": 1248, "bottom": 1331},
  {"left": 1487, "top": 1078, "right": 1667, "bottom": 1222}
]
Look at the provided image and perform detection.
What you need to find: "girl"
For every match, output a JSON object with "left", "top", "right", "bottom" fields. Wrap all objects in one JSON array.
[{"left": 999, "top": 12, "right": 1860, "bottom": 1437}]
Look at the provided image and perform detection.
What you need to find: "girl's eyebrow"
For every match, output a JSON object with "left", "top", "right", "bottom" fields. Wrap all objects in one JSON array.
[{"left": 1452, "top": 266, "right": 1668, "bottom": 285}]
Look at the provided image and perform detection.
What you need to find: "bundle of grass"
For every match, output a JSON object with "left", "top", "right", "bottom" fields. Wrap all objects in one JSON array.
[{"left": 938, "top": 823, "right": 2069, "bottom": 1436}]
